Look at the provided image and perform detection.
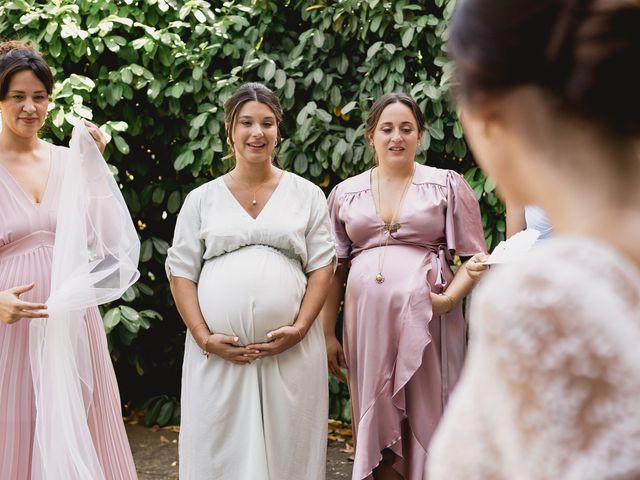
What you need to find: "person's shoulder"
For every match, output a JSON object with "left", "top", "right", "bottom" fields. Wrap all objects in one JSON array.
[
  {"left": 413, "top": 164, "right": 457, "bottom": 187},
  {"left": 285, "top": 171, "right": 320, "bottom": 191},
  {"left": 183, "top": 179, "right": 219, "bottom": 204},
  {"left": 331, "top": 169, "right": 372, "bottom": 196}
]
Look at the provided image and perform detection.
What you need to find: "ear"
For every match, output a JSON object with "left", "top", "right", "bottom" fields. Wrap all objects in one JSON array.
[{"left": 366, "top": 132, "right": 374, "bottom": 145}]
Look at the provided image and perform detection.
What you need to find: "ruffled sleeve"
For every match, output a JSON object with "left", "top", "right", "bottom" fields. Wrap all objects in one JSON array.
[
  {"left": 304, "top": 186, "right": 337, "bottom": 273},
  {"left": 165, "top": 189, "right": 205, "bottom": 283},
  {"left": 327, "top": 184, "right": 352, "bottom": 259},
  {"left": 445, "top": 171, "right": 487, "bottom": 257}
]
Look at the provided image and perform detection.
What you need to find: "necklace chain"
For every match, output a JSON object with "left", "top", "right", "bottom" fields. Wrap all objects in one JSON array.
[
  {"left": 227, "top": 169, "right": 273, "bottom": 206},
  {"left": 375, "top": 163, "right": 415, "bottom": 284}
]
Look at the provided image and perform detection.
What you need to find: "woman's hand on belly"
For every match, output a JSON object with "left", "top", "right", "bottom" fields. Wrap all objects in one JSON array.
[
  {"left": 206, "top": 333, "right": 261, "bottom": 365},
  {"left": 245, "top": 325, "right": 303, "bottom": 359}
]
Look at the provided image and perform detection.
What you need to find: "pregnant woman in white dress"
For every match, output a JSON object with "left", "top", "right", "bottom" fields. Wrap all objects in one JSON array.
[{"left": 166, "top": 83, "right": 336, "bottom": 480}]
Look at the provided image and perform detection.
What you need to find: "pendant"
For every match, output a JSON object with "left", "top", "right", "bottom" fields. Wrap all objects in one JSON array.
[
  {"left": 251, "top": 199, "right": 257, "bottom": 205},
  {"left": 375, "top": 273, "right": 385, "bottom": 284},
  {"left": 383, "top": 223, "right": 401, "bottom": 233}
]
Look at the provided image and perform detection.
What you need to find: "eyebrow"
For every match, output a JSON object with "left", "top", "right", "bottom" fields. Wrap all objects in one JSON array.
[
  {"left": 8, "top": 90, "right": 48, "bottom": 94},
  {"left": 379, "top": 121, "right": 416, "bottom": 126},
  {"left": 237, "top": 115, "right": 276, "bottom": 121}
]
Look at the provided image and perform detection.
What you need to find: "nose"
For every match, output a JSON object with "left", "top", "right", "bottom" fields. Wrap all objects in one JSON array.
[
  {"left": 23, "top": 98, "right": 36, "bottom": 113},
  {"left": 250, "top": 124, "right": 264, "bottom": 138},
  {"left": 391, "top": 130, "right": 402, "bottom": 142}
]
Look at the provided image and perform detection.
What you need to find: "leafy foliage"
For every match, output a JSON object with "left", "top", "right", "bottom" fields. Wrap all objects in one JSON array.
[{"left": 0, "top": 0, "right": 504, "bottom": 421}]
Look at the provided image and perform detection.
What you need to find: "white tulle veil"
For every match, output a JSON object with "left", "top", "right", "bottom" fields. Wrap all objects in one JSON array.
[{"left": 28, "top": 122, "right": 140, "bottom": 479}]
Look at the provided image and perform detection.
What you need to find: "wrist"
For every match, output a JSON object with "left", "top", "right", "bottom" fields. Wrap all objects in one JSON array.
[
  {"left": 191, "top": 323, "right": 211, "bottom": 349},
  {"left": 293, "top": 323, "right": 307, "bottom": 341},
  {"left": 440, "top": 292, "right": 456, "bottom": 312}
]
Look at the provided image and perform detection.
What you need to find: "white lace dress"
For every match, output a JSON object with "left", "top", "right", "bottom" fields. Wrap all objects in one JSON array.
[{"left": 428, "top": 236, "right": 640, "bottom": 480}]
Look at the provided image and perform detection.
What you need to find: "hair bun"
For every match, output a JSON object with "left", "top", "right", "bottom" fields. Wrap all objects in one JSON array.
[
  {"left": 0, "top": 40, "right": 33, "bottom": 57},
  {"left": 560, "top": 1, "right": 640, "bottom": 135}
]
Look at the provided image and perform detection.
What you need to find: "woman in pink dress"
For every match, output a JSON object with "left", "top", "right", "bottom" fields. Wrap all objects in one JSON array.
[
  {"left": 321, "top": 93, "right": 488, "bottom": 480},
  {"left": 0, "top": 41, "right": 137, "bottom": 479}
]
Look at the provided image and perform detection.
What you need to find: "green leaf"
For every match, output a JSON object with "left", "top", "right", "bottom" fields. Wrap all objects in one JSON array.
[
  {"left": 340, "top": 101, "right": 357, "bottom": 115},
  {"left": 156, "top": 401, "right": 174, "bottom": 426},
  {"left": 401, "top": 28, "right": 414, "bottom": 48},
  {"left": 113, "top": 135, "right": 130, "bottom": 154},
  {"left": 263, "top": 60, "right": 276, "bottom": 82},
  {"left": 293, "top": 153, "right": 308, "bottom": 174},
  {"left": 121, "top": 305, "right": 141, "bottom": 322},
  {"left": 313, "top": 30, "right": 325, "bottom": 48},
  {"left": 140, "top": 239, "right": 153, "bottom": 262},
  {"left": 152, "top": 237, "right": 170, "bottom": 255},
  {"left": 103, "top": 308, "right": 121, "bottom": 333},
  {"left": 121, "top": 68, "right": 133, "bottom": 84},
  {"left": 174, "top": 150, "right": 194, "bottom": 170},
  {"left": 274, "top": 69, "right": 286, "bottom": 89},
  {"left": 167, "top": 191, "right": 181, "bottom": 213}
]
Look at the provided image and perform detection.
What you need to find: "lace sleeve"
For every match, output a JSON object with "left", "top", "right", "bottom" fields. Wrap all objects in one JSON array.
[{"left": 429, "top": 239, "right": 640, "bottom": 480}]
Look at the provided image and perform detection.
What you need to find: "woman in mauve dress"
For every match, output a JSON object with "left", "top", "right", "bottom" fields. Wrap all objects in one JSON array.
[
  {"left": 0, "top": 41, "right": 137, "bottom": 479},
  {"left": 166, "top": 82, "right": 335, "bottom": 480},
  {"left": 321, "top": 93, "right": 488, "bottom": 480}
]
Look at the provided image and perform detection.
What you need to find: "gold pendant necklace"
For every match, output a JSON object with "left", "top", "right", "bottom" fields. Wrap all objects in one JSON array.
[
  {"left": 374, "top": 163, "right": 415, "bottom": 284},
  {"left": 227, "top": 169, "right": 272, "bottom": 206}
]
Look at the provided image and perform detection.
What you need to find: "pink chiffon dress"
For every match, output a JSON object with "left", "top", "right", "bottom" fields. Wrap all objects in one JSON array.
[
  {"left": 0, "top": 145, "right": 137, "bottom": 479},
  {"left": 328, "top": 163, "right": 486, "bottom": 479}
]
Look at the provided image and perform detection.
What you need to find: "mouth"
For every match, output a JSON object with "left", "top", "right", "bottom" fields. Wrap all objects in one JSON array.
[
  {"left": 247, "top": 142, "right": 267, "bottom": 149},
  {"left": 389, "top": 146, "right": 405, "bottom": 152},
  {"left": 20, "top": 117, "right": 39, "bottom": 123}
]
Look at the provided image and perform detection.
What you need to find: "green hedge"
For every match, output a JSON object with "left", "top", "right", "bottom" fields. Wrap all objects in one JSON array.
[{"left": 0, "top": 0, "right": 504, "bottom": 422}]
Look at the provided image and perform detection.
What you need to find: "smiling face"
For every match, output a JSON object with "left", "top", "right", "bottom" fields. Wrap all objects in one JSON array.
[
  {"left": 368, "top": 101, "right": 423, "bottom": 168},
  {"left": 228, "top": 100, "right": 278, "bottom": 166},
  {"left": 0, "top": 69, "right": 49, "bottom": 139}
]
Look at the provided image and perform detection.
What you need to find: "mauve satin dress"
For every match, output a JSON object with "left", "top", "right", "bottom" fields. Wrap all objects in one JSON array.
[
  {"left": 0, "top": 146, "right": 137, "bottom": 479},
  {"left": 328, "top": 163, "right": 486, "bottom": 480}
]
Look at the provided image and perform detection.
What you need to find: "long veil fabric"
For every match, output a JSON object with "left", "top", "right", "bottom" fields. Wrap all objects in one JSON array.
[{"left": 29, "top": 122, "right": 140, "bottom": 479}]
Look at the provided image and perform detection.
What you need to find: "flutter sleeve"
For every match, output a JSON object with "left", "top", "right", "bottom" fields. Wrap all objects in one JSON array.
[
  {"left": 165, "top": 190, "right": 205, "bottom": 283},
  {"left": 327, "top": 184, "right": 351, "bottom": 260},
  {"left": 445, "top": 170, "right": 487, "bottom": 257},
  {"left": 304, "top": 185, "right": 337, "bottom": 273}
]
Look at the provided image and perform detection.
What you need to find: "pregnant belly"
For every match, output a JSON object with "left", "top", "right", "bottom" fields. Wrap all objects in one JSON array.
[{"left": 197, "top": 245, "right": 307, "bottom": 345}]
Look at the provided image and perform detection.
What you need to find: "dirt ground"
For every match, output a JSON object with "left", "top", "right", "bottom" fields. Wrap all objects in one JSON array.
[{"left": 127, "top": 423, "right": 353, "bottom": 479}]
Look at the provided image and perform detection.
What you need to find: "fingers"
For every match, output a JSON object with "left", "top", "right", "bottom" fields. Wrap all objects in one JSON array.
[
  {"left": 16, "top": 309, "right": 48, "bottom": 319},
  {"left": 328, "top": 356, "right": 347, "bottom": 383},
  {"left": 218, "top": 334, "right": 240, "bottom": 346},
  {"left": 11, "top": 283, "right": 35, "bottom": 295},
  {"left": 83, "top": 120, "right": 107, "bottom": 153},
  {"left": 266, "top": 327, "right": 287, "bottom": 341},
  {"left": 15, "top": 299, "right": 47, "bottom": 311}
]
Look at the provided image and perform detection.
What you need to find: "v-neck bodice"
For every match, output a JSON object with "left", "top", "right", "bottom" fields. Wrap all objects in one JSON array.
[
  {"left": 220, "top": 171, "right": 286, "bottom": 221},
  {"left": 165, "top": 172, "right": 336, "bottom": 283},
  {"left": 0, "top": 145, "right": 63, "bottom": 257}
]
